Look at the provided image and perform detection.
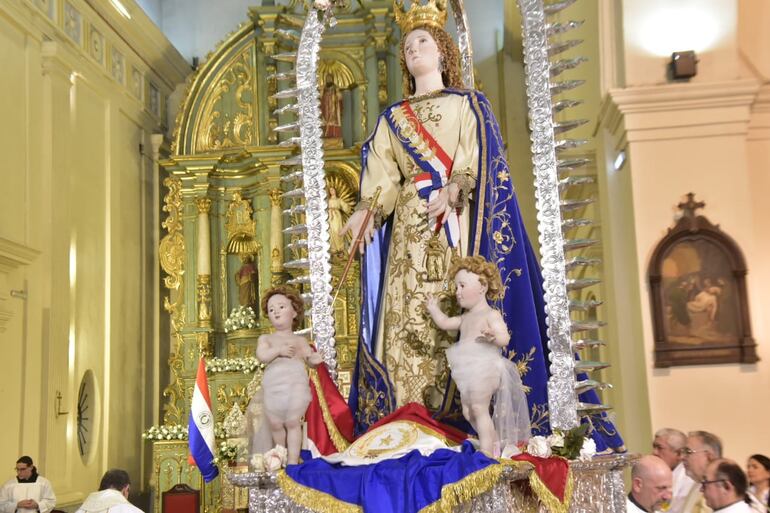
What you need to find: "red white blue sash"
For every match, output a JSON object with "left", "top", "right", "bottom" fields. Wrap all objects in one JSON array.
[{"left": 385, "top": 100, "right": 462, "bottom": 248}]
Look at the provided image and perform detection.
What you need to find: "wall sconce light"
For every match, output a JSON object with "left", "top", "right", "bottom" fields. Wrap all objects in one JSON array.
[{"left": 669, "top": 51, "right": 698, "bottom": 80}]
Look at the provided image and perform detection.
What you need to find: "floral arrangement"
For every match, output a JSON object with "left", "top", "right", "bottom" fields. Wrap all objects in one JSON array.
[
  {"left": 213, "top": 439, "right": 248, "bottom": 466},
  {"left": 142, "top": 422, "right": 228, "bottom": 441},
  {"left": 224, "top": 306, "right": 257, "bottom": 333},
  {"left": 205, "top": 357, "right": 263, "bottom": 374},
  {"left": 525, "top": 424, "right": 596, "bottom": 461},
  {"left": 142, "top": 424, "right": 188, "bottom": 441},
  {"left": 250, "top": 445, "right": 288, "bottom": 472}
]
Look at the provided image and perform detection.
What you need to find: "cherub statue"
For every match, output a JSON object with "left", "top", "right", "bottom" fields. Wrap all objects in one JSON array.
[
  {"left": 253, "top": 285, "right": 323, "bottom": 465},
  {"left": 426, "top": 256, "right": 530, "bottom": 456}
]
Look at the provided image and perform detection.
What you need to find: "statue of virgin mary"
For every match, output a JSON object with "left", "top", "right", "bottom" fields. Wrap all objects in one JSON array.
[{"left": 342, "top": 0, "right": 624, "bottom": 453}]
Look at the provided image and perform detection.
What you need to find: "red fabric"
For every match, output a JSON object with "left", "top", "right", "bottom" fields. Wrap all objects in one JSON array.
[
  {"left": 511, "top": 453, "right": 571, "bottom": 501},
  {"left": 194, "top": 357, "right": 212, "bottom": 405},
  {"left": 367, "top": 403, "right": 468, "bottom": 444},
  {"left": 162, "top": 485, "right": 199, "bottom": 513},
  {"left": 306, "top": 364, "right": 355, "bottom": 455},
  {"left": 401, "top": 101, "right": 454, "bottom": 169}
]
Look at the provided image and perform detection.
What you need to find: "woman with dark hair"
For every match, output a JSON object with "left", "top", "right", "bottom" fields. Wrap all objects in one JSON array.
[
  {"left": 0, "top": 456, "right": 56, "bottom": 513},
  {"left": 748, "top": 454, "right": 770, "bottom": 508}
]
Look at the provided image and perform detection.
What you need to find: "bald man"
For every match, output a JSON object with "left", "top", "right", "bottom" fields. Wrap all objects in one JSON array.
[{"left": 628, "top": 455, "right": 674, "bottom": 513}]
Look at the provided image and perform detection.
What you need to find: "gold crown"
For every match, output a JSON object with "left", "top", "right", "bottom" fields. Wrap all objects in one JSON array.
[{"left": 393, "top": 0, "right": 448, "bottom": 34}]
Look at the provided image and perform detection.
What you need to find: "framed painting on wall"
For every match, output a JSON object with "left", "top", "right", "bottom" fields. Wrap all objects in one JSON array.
[{"left": 647, "top": 193, "right": 758, "bottom": 367}]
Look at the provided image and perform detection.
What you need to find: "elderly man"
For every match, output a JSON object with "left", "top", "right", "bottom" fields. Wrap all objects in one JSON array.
[
  {"left": 653, "top": 428, "right": 697, "bottom": 513},
  {"left": 628, "top": 455, "right": 674, "bottom": 513},
  {"left": 701, "top": 460, "right": 752, "bottom": 513},
  {"left": 682, "top": 431, "right": 723, "bottom": 513},
  {"left": 75, "top": 469, "right": 143, "bottom": 513},
  {"left": 0, "top": 456, "right": 56, "bottom": 513}
]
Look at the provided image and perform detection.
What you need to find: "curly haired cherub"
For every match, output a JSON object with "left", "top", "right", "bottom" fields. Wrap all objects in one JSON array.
[
  {"left": 426, "top": 256, "right": 530, "bottom": 456},
  {"left": 255, "top": 285, "right": 322, "bottom": 465}
]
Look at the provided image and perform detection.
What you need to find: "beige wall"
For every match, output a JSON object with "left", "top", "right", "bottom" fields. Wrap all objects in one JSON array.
[
  {"left": 0, "top": 0, "right": 186, "bottom": 507},
  {"left": 595, "top": 0, "right": 770, "bottom": 463}
]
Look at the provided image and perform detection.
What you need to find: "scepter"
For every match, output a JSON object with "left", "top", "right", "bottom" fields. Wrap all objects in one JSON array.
[{"left": 331, "top": 186, "right": 381, "bottom": 305}]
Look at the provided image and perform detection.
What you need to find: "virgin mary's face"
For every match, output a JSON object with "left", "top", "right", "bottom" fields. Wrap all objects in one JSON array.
[{"left": 404, "top": 29, "right": 441, "bottom": 78}]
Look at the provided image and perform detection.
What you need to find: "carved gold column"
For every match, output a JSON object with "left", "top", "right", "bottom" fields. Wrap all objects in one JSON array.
[
  {"left": 268, "top": 189, "right": 284, "bottom": 284},
  {"left": 262, "top": 40, "right": 278, "bottom": 145},
  {"left": 196, "top": 197, "right": 212, "bottom": 328}
]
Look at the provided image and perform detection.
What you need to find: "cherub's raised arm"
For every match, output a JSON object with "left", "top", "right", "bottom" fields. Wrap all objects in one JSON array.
[
  {"left": 426, "top": 295, "right": 461, "bottom": 331},
  {"left": 483, "top": 310, "right": 510, "bottom": 348}
]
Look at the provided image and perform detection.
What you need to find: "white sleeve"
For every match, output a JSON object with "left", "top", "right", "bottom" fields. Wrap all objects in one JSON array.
[
  {"left": 37, "top": 479, "right": 56, "bottom": 513},
  {"left": 0, "top": 481, "right": 17, "bottom": 513}
]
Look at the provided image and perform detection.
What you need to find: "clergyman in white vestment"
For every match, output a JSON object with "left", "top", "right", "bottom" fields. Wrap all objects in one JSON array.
[{"left": 0, "top": 456, "right": 56, "bottom": 513}]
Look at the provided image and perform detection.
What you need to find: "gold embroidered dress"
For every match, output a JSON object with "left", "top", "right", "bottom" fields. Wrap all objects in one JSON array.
[{"left": 359, "top": 91, "right": 478, "bottom": 410}]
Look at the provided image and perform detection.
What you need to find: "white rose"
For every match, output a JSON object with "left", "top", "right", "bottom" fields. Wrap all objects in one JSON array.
[
  {"left": 264, "top": 451, "right": 283, "bottom": 472},
  {"left": 251, "top": 454, "right": 266, "bottom": 472},
  {"left": 274, "top": 444, "right": 288, "bottom": 462},
  {"left": 547, "top": 432, "right": 565, "bottom": 448},
  {"left": 578, "top": 438, "right": 596, "bottom": 461},
  {"left": 526, "top": 436, "right": 552, "bottom": 458}
]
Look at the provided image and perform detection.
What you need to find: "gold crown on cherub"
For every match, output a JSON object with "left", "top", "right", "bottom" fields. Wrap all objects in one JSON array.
[{"left": 394, "top": 0, "right": 448, "bottom": 34}]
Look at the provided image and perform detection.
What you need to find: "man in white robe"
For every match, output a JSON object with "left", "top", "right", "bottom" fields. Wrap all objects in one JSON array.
[
  {"left": 75, "top": 469, "right": 143, "bottom": 513},
  {"left": 701, "top": 460, "right": 753, "bottom": 513},
  {"left": 0, "top": 456, "right": 56, "bottom": 513},
  {"left": 654, "top": 428, "right": 698, "bottom": 513},
  {"left": 628, "top": 455, "right": 674, "bottom": 513},
  {"left": 682, "top": 431, "right": 724, "bottom": 513}
]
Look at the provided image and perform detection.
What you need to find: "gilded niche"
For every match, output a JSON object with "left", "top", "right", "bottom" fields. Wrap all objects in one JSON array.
[{"left": 195, "top": 45, "right": 256, "bottom": 152}]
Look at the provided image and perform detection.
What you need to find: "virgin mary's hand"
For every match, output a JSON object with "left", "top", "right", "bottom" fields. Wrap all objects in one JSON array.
[
  {"left": 341, "top": 209, "right": 375, "bottom": 255},
  {"left": 426, "top": 183, "right": 459, "bottom": 220}
]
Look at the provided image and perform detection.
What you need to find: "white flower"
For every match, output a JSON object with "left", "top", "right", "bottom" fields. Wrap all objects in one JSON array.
[
  {"left": 526, "top": 436, "right": 552, "bottom": 458},
  {"left": 578, "top": 438, "right": 596, "bottom": 461},
  {"left": 547, "top": 432, "right": 565, "bottom": 448},
  {"left": 251, "top": 453, "right": 266, "bottom": 472},
  {"left": 314, "top": 0, "right": 331, "bottom": 8},
  {"left": 501, "top": 444, "right": 521, "bottom": 459},
  {"left": 264, "top": 445, "right": 288, "bottom": 471}
]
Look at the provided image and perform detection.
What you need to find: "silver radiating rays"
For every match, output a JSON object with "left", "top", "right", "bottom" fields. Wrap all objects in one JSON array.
[
  {"left": 270, "top": 9, "right": 338, "bottom": 378},
  {"left": 518, "top": 0, "right": 613, "bottom": 430}
]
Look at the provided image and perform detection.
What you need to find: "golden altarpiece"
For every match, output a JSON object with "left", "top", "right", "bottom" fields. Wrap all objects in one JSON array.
[{"left": 150, "top": 3, "right": 401, "bottom": 512}]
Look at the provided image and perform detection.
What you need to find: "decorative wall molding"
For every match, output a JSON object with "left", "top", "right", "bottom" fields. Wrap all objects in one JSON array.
[
  {"left": 599, "top": 79, "right": 761, "bottom": 142},
  {"left": 2, "top": 0, "right": 190, "bottom": 126},
  {"left": 748, "top": 83, "right": 770, "bottom": 141},
  {"left": 0, "top": 238, "right": 40, "bottom": 332}
]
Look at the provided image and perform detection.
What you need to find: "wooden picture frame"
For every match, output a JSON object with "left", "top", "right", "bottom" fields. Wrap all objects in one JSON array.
[{"left": 647, "top": 193, "right": 758, "bottom": 367}]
